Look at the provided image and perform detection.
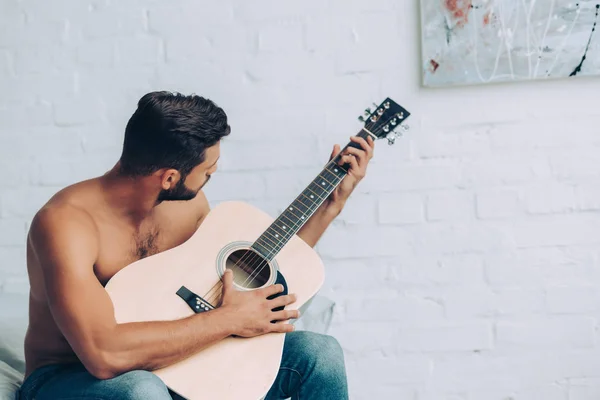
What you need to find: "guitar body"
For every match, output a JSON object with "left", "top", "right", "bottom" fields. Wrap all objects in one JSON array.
[{"left": 105, "top": 201, "right": 326, "bottom": 400}]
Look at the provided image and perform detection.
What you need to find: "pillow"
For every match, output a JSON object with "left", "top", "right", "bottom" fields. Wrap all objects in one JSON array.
[
  {"left": 0, "top": 360, "right": 22, "bottom": 400},
  {"left": 0, "top": 292, "right": 29, "bottom": 374},
  {"left": 294, "top": 295, "right": 335, "bottom": 334}
]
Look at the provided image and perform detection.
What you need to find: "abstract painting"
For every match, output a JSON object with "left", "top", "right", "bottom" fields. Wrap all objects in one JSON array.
[{"left": 420, "top": 0, "right": 600, "bottom": 87}]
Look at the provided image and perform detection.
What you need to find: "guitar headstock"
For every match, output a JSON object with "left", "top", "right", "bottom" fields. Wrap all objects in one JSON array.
[{"left": 359, "top": 98, "right": 411, "bottom": 145}]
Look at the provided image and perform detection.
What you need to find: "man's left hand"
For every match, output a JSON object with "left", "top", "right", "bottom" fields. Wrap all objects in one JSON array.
[{"left": 326, "top": 135, "right": 375, "bottom": 209}]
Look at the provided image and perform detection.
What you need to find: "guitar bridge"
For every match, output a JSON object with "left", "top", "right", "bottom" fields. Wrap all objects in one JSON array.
[{"left": 176, "top": 286, "right": 215, "bottom": 314}]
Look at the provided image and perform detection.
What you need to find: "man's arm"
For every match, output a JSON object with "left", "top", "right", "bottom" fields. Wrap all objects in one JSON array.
[
  {"left": 297, "top": 135, "right": 375, "bottom": 247},
  {"left": 30, "top": 206, "right": 297, "bottom": 380},
  {"left": 296, "top": 202, "right": 342, "bottom": 247}
]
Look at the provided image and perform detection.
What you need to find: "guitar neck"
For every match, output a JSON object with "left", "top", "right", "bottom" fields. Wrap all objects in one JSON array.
[{"left": 251, "top": 128, "right": 374, "bottom": 261}]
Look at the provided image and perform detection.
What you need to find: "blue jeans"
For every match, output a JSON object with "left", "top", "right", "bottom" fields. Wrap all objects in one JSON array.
[{"left": 17, "top": 331, "right": 348, "bottom": 400}]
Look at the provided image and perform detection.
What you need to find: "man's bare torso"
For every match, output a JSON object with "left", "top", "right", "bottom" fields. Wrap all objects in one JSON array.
[{"left": 24, "top": 177, "right": 208, "bottom": 377}]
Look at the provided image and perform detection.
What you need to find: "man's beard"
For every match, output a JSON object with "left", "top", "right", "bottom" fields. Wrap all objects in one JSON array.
[{"left": 157, "top": 176, "right": 209, "bottom": 203}]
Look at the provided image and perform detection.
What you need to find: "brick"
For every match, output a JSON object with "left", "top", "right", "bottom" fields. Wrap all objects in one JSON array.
[
  {"left": 218, "top": 139, "right": 321, "bottom": 171},
  {"left": 329, "top": 322, "right": 396, "bottom": 354},
  {"left": 484, "top": 251, "right": 542, "bottom": 288},
  {"left": 358, "top": 163, "right": 462, "bottom": 194},
  {"left": 263, "top": 168, "right": 319, "bottom": 199},
  {"left": 570, "top": 378, "right": 600, "bottom": 400},
  {"left": 333, "top": 13, "right": 401, "bottom": 74},
  {"left": 546, "top": 286, "right": 600, "bottom": 314},
  {"left": 317, "top": 258, "right": 389, "bottom": 290},
  {"left": 0, "top": 247, "right": 27, "bottom": 276},
  {"left": 395, "top": 322, "right": 493, "bottom": 352},
  {"left": 53, "top": 96, "right": 104, "bottom": 126},
  {"left": 426, "top": 190, "right": 473, "bottom": 222},
  {"left": 0, "top": 187, "right": 62, "bottom": 219},
  {"left": 417, "top": 128, "right": 491, "bottom": 159},
  {"left": 408, "top": 223, "right": 515, "bottom": 255},
  {"left": 81, "top": 4, "right": 145, "bottom": 39},
  {"left": 344, "top": 292, "right": 444, "bottom": 322},
  {"left": 0, "top": 73, "right": 76, "bottom": 106},
  {"left": 0, "top": 275, "right": 29, "bottom": 294},
  {"left": 490, "top": 117, "right": 600, "bottom": 150},
  {"left": 443, "top": 287, "right": 544, "bottom": 318},
  {"left": 317, "top": 225, "right": 414, "bottom": 258},
  {"left": 31, "top": 160, "right": 109, "bottom": 187},
  {"left": 346, "top": 355, "right": 432, "bottom": 386},
  {"left": 116, "top": 36, "right": 161, "bottom": 66},
  {"left": 258, "top": 22, "right": 304, "bottom": 53},
  {"left": 575, "top": 184, "right": 600, "bottom": 211},
  {"left": 551, "top": 152, "right": 600, "bottom": 180},
  {"left": 24, "top": 127, "right": 84, "bottom": 161},
  {"left": 378, "top": 193, "right": 424, "bottom": 225},
  {"left": 521, "top": 183, "right": 576, "bottom": 215},
  {"left": 462, "top": 155, "right": 552, "bottom": 187},
  {"left": 517, "top": 246, "right": 600, "bottom": 287},
  {"left": 202, "top": 172, "right": 266, "bottom": 202},
  {"left": 76, "top": 39, "right": 115, "bottom": 68},
  {"left": 0, "top": 103, "right": 53, "bottom": 130},
  {"left": 233, "top": 1, "right": 323, "bottom": 21},
  {"left": 149, "top": 3, "right": 234, "bottom": 36},
  {"left": 496, "top": 317, "right": 595, "bottom": 349},
  {"left": 0, "top": 50, "right": 12, "bottom": 76},
  {"left": 475, "top": 189, "right": 520, "bottom": 219},
  {"left": 512, "top": 215, "right": 600, "bottom": 247},
  {"left": 335, "top": 194, "right": 376, "bottom": 225},
  {"left": 0, "top": 220, "right": 27, "bottom": 246}
]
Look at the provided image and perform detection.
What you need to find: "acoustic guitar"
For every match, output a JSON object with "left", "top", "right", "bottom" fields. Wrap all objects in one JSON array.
[{"left": 105, "top": 98, "right": 411, "bottom": 399}]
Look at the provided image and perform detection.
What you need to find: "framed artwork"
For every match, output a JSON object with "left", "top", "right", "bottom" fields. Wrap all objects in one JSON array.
[{"left": 420, "top": 0, "right": 600, "bottom": 87}]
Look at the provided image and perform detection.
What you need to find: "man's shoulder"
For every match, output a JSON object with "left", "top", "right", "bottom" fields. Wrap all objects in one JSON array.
[
  {"left": 30, "top": 194, "right": 99, "bottom": 250},
  {"left": 33, "top": 179, "right": 101, "bottom": 230}
]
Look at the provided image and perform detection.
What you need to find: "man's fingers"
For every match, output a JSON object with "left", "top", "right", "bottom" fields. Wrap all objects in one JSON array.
[
  {"left": 222, "top": 269, "right": 233, "bottom": 290},
  {"left": 329, "top": 144, "right": 341, "bottom": 161},
  {"left": 270, "top": 321, "right": 295, "bottom": 333},
  {"left": 271, "top": 309, "right": 300, "bottom": 321},
  {"left": 339, "top": 155, "right": 360, "bottom": 174},
  {"left": 269, "top": 294, "right": 297, "bottom": 308},
  {"left": 260, "top": 283, "right": 285, "bottom": 298},
  {"left": 350, "top": 135, "right": 374, "bottom": 158},
  {"left": 344, "top": 146, "right": 367, "bottom": 166}
]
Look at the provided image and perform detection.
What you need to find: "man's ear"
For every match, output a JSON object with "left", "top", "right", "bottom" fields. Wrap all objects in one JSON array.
[{"left": 156, "top": 168, "right": 181, "bottom": 190}]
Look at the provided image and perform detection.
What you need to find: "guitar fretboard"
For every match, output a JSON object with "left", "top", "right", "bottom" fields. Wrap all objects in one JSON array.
[{"left": 251, "top": 129, "right": 374, "bottom": 261}]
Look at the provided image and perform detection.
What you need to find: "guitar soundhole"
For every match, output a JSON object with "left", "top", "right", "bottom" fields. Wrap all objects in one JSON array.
[{"left": 225, "top": 249, "right": 271, "bottom": 289}]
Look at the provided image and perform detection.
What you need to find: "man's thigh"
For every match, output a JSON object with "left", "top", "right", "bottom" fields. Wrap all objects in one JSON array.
[{"left": 19, "top": 363, "right": 172, "bottom": 400}]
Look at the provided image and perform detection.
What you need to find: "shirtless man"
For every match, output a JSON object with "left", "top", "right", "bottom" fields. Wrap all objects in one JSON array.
[{"left": 17, "top": 91, "right": 374, "bottom": 400}]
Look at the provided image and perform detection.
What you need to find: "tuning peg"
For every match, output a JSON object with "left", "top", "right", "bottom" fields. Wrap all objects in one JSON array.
[
  {"left": 358, "top": 116, "right": 365, "bottom": 122},
  {"left": 372, "top": 102, "right": 378, "bottom": 109},
  {"left": 387, "top": 135, "right": 396, "bottom": 146},
  {"left": 401, "top": 124, "right": 410, "bottom": 132},
  {"left": 364, "top": 108, "right": 372, "bottom": 116}
]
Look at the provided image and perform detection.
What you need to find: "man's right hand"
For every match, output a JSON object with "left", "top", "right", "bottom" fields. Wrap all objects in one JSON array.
[{"left": 219, "top": 269, "right": 298, "bottom": 337}]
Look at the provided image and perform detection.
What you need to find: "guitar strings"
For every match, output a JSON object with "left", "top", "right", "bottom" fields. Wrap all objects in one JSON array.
[
  {"left": 201, "top": 115, "right": 397, "bottom": 305},
  {"left": 238, "top": 163, "right": 344, "bottom": 287},
  {"left": 234, "top": 112, "right": 402, "bottom": 293},
  {"left": 201, "top": 159, "right": 343, "bottom": 305},
  {"left": 201, "top": 162, "right": 340, "bottom": 304},
  {"left": 201, "top": 130, "right": 377, "bottom": 305}
]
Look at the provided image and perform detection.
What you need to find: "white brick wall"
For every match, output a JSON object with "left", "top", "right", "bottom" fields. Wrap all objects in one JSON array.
[{"left": 1, "top": 0, "right": 600, "bottom": 398}]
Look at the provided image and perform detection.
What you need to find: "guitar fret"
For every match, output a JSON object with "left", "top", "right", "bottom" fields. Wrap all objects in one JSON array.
[{"left": 253, "top": 160, "right": 349, "bottom": 261}]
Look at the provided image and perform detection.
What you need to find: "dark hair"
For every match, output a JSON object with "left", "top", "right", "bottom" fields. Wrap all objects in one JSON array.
[{"left": 119, "top": 91, "right": 230, "bottom": 177}]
